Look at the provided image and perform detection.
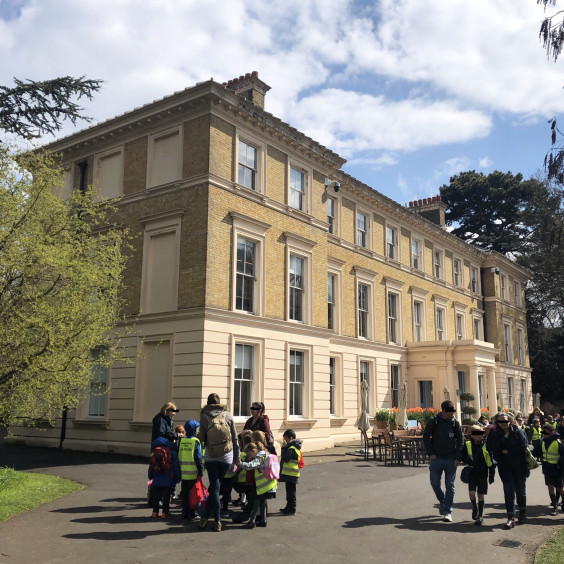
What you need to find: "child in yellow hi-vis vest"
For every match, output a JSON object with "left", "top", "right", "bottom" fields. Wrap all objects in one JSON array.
[
  {"left": 238, "top": 437, "right": 277, "bottom": 528},
  {"left": 178, "top": 420, "right": 204, "bottom": 520},
  {"left": 460, "top": 425, "right": 495, "bottom": 526},
  {"left": 279, "top": 429, "right": 303, "bottom": 516}
]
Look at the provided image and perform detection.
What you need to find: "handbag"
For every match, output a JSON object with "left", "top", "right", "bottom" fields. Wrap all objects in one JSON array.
[
  {"left": 189, "top": 476, "right": 208, "bottom": 513},
  {"left": 460, "top": 466, "right": 472, "bottom": 484},
  {"left": 524, "top": 447, "right": 539, "bottom": 470}
]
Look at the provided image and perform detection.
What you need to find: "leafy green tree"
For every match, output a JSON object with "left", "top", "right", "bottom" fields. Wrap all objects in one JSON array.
[
  {"left": 0, "top": 76, "right": 102, "bottom": 141},
  {"left": 0, "top": 147, "right": 129, "bottom": 428},
  {"left": 439, "top": 170, "right": 547, "bottom": 253}
]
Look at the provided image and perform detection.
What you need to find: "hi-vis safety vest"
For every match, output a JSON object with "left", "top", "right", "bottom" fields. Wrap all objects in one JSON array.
[
  {"left": 281, "top": 446, "right": 301, "bottom": 479},
  {"left": 542, "top": 439, "right": 561, "bottom": 465},
  {"left": 237, "top": 452, "right": 248, "bottom": 484},
  {"left": 465, "top": 441, "right": 493, "bottom": 468},
  {"left": 255, "top": 453, "right": 277, "bottom": 495},
  {"left": 531, "top": 426, "right": 542, "bottom": 441},
  {"left": 178, "top": 437, "right": 201, "bottom": 480}
]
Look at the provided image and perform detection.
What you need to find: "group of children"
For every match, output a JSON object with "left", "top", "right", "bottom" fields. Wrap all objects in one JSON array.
[
  {"left": 459, "top": 416, "right": 564, "bottom": 526},
  {"left": 148, "top": 421, "right": 303, "bottom": 528}
]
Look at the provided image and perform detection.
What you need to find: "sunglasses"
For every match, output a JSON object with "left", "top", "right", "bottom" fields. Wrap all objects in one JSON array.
[{"left": 250, "top": 406, "right": 260, "bottom": 411}]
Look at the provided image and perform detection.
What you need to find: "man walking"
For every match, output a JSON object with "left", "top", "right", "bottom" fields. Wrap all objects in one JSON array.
[{"left": 423, "top": 400, "right": 464, "bottom": 522}]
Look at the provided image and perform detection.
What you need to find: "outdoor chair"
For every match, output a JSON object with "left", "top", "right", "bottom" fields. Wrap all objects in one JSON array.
[
  {"left": 382, "top": 431, "right": 403, "bottom": 465},
  {"left": 360, "top": 429, "right": 377, "bottom": 461}
]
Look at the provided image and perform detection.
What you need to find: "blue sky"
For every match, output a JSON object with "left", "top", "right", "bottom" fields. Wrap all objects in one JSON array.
[{"left": 1, "top": 0, "right": 563, "bottom": 204}]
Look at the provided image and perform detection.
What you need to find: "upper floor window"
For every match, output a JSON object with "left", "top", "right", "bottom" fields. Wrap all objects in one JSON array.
[
  {"left": 413, "top": 300, "right": 423, "bottom": 342},
  {"left": 473, "top": 315, "right": 483, "bottom": 340},
  {"left": 514, "top": 281, "right": 521, "bottom": 306},
  {"left": 455, "top": 313, "right": 464, "bottom": 340},
  {"left": 501, "top": 274, "right": 507, "bottom": 300},
  {"left": 94, "top": 147, "right": 123, "bottom": 200},
  {"left": 517, "top": 327, "right": 525, "bottom": 365},
  {"left": 387, "top": 292, "right": 399, "bottom": 344},
  {"left": 357, "top": 212, "right": 367, "bottom": 247},
  {"left": 471, "top": 266, "right": 480, "bottom": 293},
  {"left": 234, "top": 343, "right": 254, "bottom": 417},
  {"left": 328, "top": 274, "right": 336, "bottom": 330},
  {"left": 358, "top": 283, "right": 369, "bottom": 339},
  {"left": 290, "top": 167, "right": 305, "bottom": 211},
  {"left": 236, "top": 237, "right": 256, "bottom": 313},
  {"left": 436, "top": 307, "right": 445, "bottom": 341},
  {"left": 386, "top": 226, "right": 398, "bottom": 260},
  {"left": 520, "top": 380, "right": 526, "bottom": 413},
  {"left": 412, "top": 238, "right": 421, "bottom": 270},
  {"left": 238, "top": 140, "right": 258, "bottom": 190},
  {"left": 504, "top": 323, "right": 512, "bottom": 362},
  {"left": 327, "top": 197, "right": 336, "bottom": 234},
  {"left": 453, "top": 259, "right": 461, "bottom": 287},
  {"left": 434, "top": 249, "right": 443, "bottom": 279},
  {"left": 289, "top": 254, "right": 305, "bottom": 322},
  {"left": 508, "top": 377, "right": 514, "bottom": 409}
]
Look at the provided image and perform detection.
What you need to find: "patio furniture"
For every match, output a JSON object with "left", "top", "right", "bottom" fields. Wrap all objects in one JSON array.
[
  {"left": 382, "top": 431, "right": 403, "bottom": 465},
  {"left": 360, "top": 429, "right": 377, "bottom": 461}
]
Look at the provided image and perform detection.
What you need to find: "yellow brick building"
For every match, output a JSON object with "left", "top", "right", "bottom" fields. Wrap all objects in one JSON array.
[{"left": 10, "top": 72, "right": 532, "bottom": 454}]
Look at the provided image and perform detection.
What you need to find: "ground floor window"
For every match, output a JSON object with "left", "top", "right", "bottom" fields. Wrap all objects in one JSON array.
[
  {"left": 419, "top": 381, "right": 433, "bottom": 409},
  {"left": 289, "top": 350, "right": 305, "bottom": 416},
  {"left": 234, "top": 343, "right": 254, "bottom": 417},
  {"left": 390, "top": 365, "right": 400, "bottom": 408}
]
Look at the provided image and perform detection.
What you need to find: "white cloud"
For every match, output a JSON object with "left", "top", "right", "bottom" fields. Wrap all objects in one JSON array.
[{"left": 479, "top": 156, "right": 493, "bottom": 168}]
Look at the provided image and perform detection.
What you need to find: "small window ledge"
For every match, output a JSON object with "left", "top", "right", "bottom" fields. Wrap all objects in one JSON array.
[
  {"left": 329, "top": 417, "right": 348, "bottom": 427},
  {"left": 283, "top": 418, "right": 317, "bottom": 429},
  {"left": 72, "top": 419, "right": 110, "bottom": 430}
]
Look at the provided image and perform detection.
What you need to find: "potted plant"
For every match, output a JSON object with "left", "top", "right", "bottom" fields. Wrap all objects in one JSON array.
[
  {"left": 460, "top": 392, "right": 477, "bottom": 424},
  {"left": 374, "top": 409, "right": 391, "bottom": 429}
]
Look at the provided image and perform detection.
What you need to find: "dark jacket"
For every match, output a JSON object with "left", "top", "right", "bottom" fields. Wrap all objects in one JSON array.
[
  {"left": 151, "top": 411, "right": 178, "bottom": 443},
  {"left": 461, "top": 439, "right": 495, "bottom": 481},
  {"left": 526, "top": 412, "right": 545, "bottom": 426},
  {"left": 532, "top": 432, "right": 564, "bottom": 476},
  {"left": 198, "top": 403, "right": 240, "bottom": 462},
  {"left": 279, "top": 438, "right": 303, "bottom": 484},
  {"left": 486, "top": 424, "right": 529, "bottom": 480},
  {"left": 243, "top": 414, "right": 274, "bottom": 444},
  {"left": 148, "top": 437, "right": 181, "bottom": 487},
  {"left": 423, "top": 415, "right": 464, "bottom": 460}
]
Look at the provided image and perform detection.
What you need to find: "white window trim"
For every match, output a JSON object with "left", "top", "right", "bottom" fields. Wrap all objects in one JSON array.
[
  {"left": 140, "top": 210, "right": 184, "bottom": 314},
  {"left": 355, "top": 206, "right": 372, "bottom": 250},
  {"left": 500, "top": 274, "right": 508, "bottom": 301},
  {"left": 231, "top": 336, "right": 264, "bottom": 422},
  {"left": 384, "top": 277, "right": 404, "bottom": 345},
  {"left": 385, "top": 222, "right": 400, "bottom": 262},
  {"left": 358, "top": 357, "right": 376, "bottom": 414},
  {"left": 516, "top": 324, "right": 525, "bottom": 366},
  {"left": 355, "top": 267, "right": 377, "bottom": 340},
  {"left": 285, "top": 232, "right": 316, "bottom": 324},
  {"left": 390, "top": 362, "right": 401, "bottom": 408},
  {"left": 470, "top": 265, "right": 480, "bottom": 294},
  {"left": 514, "top": 280, "right": 521, "bottom": 307},
  {"left": 328, "top": 257, "right": 345, "bottom": 335},
  {"left": 453, "top": 257, "right": 463, "bottom": 288},
  {"left": 288, "top": 158, "right": 313, "bottom": 214},
  {"left": 326, "top": 194, "right": 341, "bottom": 237},
  {"left": 235, "top": 130, "right": 267, "bottom": 194},
  {"left": 411, "top": 235, "right": 423, "bottom": 271},
  {"left": 287, "top": 344, "right": 313, "bottom": 419},
  {"left": 453, "top": 302, "right": 467, "bottom": 341},
  {"left": 471, "top": 308, "right": 484, "bottom": 341},
  {"left": 433, "top": 294, "right": 449, "bottom": 341},
  {"left": 411, "top": 286, "right": 428, "bottom": 342},
  {"left": 433, "top": 247, "right": 444, "bottom": 280},
  {"left": 503, "top": 317, "right": 513, "bottom": 363},
  {"left": 230, "top": 212, "right": 270, "bottom": 317},
  {"left": 147, "top": 126, "right": 182, "bottom": 189},
  {"left": 93, "top": 145, "right": 124, "bottom": 201}
]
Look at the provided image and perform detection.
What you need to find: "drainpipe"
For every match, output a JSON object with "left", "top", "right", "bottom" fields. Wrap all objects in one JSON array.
[
  {"left": 77, "top": 160, "right": 88, "bottom": 194},
  {"left": 59, "top": 406, "right": 67, "bottom": 448}
]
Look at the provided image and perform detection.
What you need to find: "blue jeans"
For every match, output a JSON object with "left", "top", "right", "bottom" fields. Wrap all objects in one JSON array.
[
  {"left": 500, "top": 469, "right": 527, "bottom": 515},
  {"left": 202, "top": 461, "right": 229, "bottom": 522},
  {"left": 429, "top": 457, "right": 457, "bottom": 513}
]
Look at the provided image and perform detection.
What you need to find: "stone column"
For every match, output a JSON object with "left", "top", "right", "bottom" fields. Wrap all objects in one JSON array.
[
  {"left": 469, "top": 365, "right": 481, "bottom": 415},
  {"left": 487, "top": 367, "right": 497, "bottom": 414}
]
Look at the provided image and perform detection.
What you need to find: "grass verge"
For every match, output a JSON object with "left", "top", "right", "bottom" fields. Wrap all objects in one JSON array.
[
  {"left": 535, "top": 526, "right": 564, "bottom": 564},
  {"left": 0, "top": 466, "right": 83, "bottom": 522}
]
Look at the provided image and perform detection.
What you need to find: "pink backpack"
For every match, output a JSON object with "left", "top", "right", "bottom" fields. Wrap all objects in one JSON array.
[{"left": 261, "top": 452, "right": 280, "bottom": 480}]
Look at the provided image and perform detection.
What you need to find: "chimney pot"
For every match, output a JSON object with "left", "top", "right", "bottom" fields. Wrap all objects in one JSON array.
[
  {"left": 438, "top": 195, "right": 442, "bottom": 201},
  {"left": 245, "top": 72, "right": 251, "bottom": 79},
  {"left": 418, "top": 199, "right": 422, "bottom": 206},
  {"left": 252, "top": 71, "right": 258, "bottom": 77},
  {"left": 239, "top": 75, "right": 245, "bottom": 80}
]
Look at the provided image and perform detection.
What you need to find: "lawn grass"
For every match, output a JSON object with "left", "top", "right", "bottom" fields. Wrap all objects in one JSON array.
[
  {"left": 0, "top": 466, "right": 83, "bottom": 522},
  {"left": 535, "top": 526, "right": 564, "bottom": 564}
]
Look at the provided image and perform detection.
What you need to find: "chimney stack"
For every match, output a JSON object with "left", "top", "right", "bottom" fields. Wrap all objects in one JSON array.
[
  {"left": 407, "top": 195, "right": 447, "bottom": 228},
  {"left": 222, "top": 71, "right": 271, "bottom": 110}
]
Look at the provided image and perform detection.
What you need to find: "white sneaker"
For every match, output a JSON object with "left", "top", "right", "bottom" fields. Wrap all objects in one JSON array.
[{"left": 443, "top": 513, "right": 452, "bottom": 522}]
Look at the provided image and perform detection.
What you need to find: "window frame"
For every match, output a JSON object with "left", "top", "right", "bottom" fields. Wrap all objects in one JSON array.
[
  {"left": 411, "top": 236, "right": 422, "bottom": 271},
  {"left": 285, "top": 232, "right": 316, "bottom": 325},
  {"left": 433, "top": 248, "right": 444, "bottom": 280},
  {"left": 471, "top": 308, "right": 484, "bottom": 341},
  {"left": 471, "top": 265, "right": 480, "bottom": 294},
  {"left": 87, "top": 346, "right": 109, "bottom": 418},
  {"left": 503, "top": 321, "right": 512, "bottom": 363},
  {"left": 236, "top": 132, "right": 266, "bottom": 193},
  {"left": 329, "top": 354, "right": 344, "bottom": 418},
  {"left": 359, "top": 358, "right": 375, "bottom": 415},
  {"left": 288, "top": 160, "right": 312, "bottom": 214},
  {"left": 453, "top": 258, "right": 462, "bottom": 287},
  {"left": 327, "top": 258, "right": 345, "bottom": 334},
  {"left": 386, "top": 223, "right": 399, "bottom": 261},
  {"left": 390, "top": 364, "right": 400, "bottom": 408},
  {"left": 93, "top": 145, "right": 124, "bottom": 201},
  {"left": 517, "top": 325, "right": 525, "bottom": 366},
  {"left": 508, "top": 377, "right": 514, "bottom": 410},
  {"left": 356, "top": 208, "right": 371, "bottom": 249},
  {"left": 233, "top": 342, "right": 256, "bottom": 418},
  {"left": 327, "top": 196, "right": 338, "bottom": 235},
  {"left": 433, "top": 295, "right": 449, "bottom": 341},
  {"left": 355, "top": 267, "right": 376, "bottom": 340},
  {"left": 514, "top": 281, "right": 521, "bottom": 307},
  {"left": 231, "top": 213, "right": 270, "bottom": 317},
  {"left": 500, "top": 274, "right": 507, "bottom": 300},
  {"left": 287, "top": 345, "right": 312, "bottom": 419}
]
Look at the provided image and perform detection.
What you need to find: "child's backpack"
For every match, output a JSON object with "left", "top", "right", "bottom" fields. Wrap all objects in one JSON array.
[
  {"left": 149, "top": 445, "right": 172, "bottom": 474},
  {"left": 261, "top": 452, "right": 280, "bottom": 480},
  {"left": 298, "top": 450, "right": 305, "bottom": 469},
  {"left": 206, "top": 412, "right": 233, "bottom": 457}
]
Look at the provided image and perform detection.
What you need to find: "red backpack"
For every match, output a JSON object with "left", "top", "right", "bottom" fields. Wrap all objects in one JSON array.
[
  {"left": 149, "top": 445, "right": 172, "bottom": 474},
  {"left": 298, "top": 451, "right": 305, "bottom": 469}
]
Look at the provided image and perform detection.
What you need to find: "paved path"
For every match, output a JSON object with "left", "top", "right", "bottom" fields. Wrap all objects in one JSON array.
[{"left": 0, "top": 442, "right": 562, "bottom": 564}]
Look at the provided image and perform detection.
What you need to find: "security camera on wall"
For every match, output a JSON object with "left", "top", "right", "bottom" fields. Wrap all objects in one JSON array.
[
  {"left": 324, "top": 178, "right": 340, "bottom": 192},
  {"left": 491, "top": 267, "right": 500, "bottom": 275},
  {"left": 333, "top": 182, "right": 340, "bottom": 192}
]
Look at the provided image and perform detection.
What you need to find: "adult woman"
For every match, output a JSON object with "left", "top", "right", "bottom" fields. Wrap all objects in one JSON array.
[
  {"left": 527, "top": 407, "right": 545, "bottom": 426},
  {"left": 198, "top": 393, "right": 239, "bottom": 532},
  {"left": 151, "top": 402, "right": 183, "bottom": 443},
  {"left": 244, "top": 402, "right": 275, "bottom": 452},
  {"left": 487, "top": 412, "right": 530, "bottom": 528}
]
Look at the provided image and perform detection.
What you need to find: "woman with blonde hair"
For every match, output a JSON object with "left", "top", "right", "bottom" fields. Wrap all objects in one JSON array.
[{"left": 151, "top": 402, "right": 183, "bottom": 443}]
